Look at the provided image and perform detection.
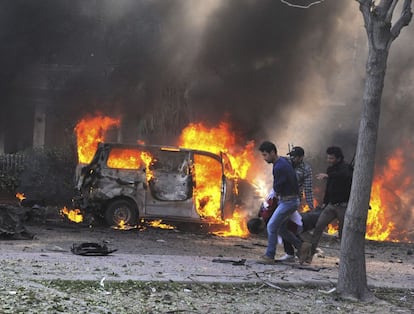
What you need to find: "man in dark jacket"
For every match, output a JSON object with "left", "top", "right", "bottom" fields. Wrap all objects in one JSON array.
[{"left": 300, "top": 146, "right": 352, "bottom": 264}]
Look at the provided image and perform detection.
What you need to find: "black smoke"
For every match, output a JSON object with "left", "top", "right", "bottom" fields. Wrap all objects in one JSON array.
[
  {"left": 1, "top": 0, "right": 413, "bottom": 162},
  {"left": 0, "top": 0, "right": 352, "bottom": 149}
]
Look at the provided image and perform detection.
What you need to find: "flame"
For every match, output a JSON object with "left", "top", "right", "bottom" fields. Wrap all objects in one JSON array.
[
  {"left": 118, "top": 220, "right": 126, "bottom": 229},
  {"left": 213, "top": 210, "right": 249, "bottom": 237},
  {"left": 60, "top": 207, "right": 83, "bottom": 223},
  {"left": 327, "top": 223, "right": 338, "bottom": 235},
  {"left": 179, "top": 122, "right": 254, "bottom": 179},
  {"left": 178, "top": 122, "right": 254, "bottom": 236},
  {"left": 111, "top": 219, "right": 138, "bottom": 230},
  {"left": 367, "top": 149, "right": 405, "bottom": 242},
  {"left": 301, "top": 204, "right": 311, "bottom": 213},
  {"left": 105, "top": 147, "right": 154, "bottom": 179},
  {"left": 140, "top": 151, "right": 154, "bottom": 181},
  {"left": 16, "top": 193, "right": 26, "bottom": 201},
  {"left": 147, "top": 219, "right": 176, "bottom": 230},
  {"left": 107, "top": 148, "right": 142, "bottom": 169},
  {"left": 74, "top": 115, "right": 120, "bottom": 164}
]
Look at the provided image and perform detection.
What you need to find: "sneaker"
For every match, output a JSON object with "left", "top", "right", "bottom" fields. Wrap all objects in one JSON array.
[
  {"left": 258, "top": 254, "right": 275, "bottom": 265},
  {"left": 276, "top": 254, "right": 295, "bottom": 262}
]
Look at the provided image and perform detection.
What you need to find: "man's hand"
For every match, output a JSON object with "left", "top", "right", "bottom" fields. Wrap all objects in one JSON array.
[
  {"left": 316, "top": 173, "right": 328, "bottom": 180},
  {"left": 266, "top": 189, "right": 276, "bottom": 200}
]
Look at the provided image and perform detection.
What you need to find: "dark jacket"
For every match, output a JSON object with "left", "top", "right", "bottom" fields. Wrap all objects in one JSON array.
[{"left": 323, "top": 160, "right": 353, "bottom": 204}]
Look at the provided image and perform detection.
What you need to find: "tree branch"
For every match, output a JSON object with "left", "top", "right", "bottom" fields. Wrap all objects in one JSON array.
[
  {"left": 280, "top": 0, "right": 325, "bottom": 9},
  {"left": 390, "top": 0, "right": 413, "bottom": 40},
  {"left": 358, "top": 0, "right": 374, "bottom": 35},
  {"left": 385, "top": 0, "right": 399, "bottom": 23},
  {"left": 378, "top": 0, "right": 395, "bottom": 12}
]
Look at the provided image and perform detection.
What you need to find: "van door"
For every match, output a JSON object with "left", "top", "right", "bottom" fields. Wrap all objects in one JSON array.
[
  {"left": 144, "top": 149, "right": 195, "bottom": 218},
  {"left": 220, "top": 152, "right": 236, "bottom": 220}
]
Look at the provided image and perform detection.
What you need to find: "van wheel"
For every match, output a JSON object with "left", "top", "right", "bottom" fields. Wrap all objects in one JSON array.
[{"left": 104, "top": 199, "right": 138, "bottom": 226}]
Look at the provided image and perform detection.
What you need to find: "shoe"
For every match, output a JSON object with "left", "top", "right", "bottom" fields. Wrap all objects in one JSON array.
[
  {"left": 258, "top": 254, "right": 275, "bottom": 265},
  {"left": 305, "top": 255, "right": 313, "bottom": 264},
  {"left": 299, "top": 242, "right": 312, "bottom": 265},
  {"left": 276, "top": 254, "right": 295, "bottom": 262}
]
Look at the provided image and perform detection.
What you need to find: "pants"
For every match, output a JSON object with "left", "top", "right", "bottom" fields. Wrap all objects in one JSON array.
[
  {"left": 283, "top": 208, "right": 322, "bottom": 255},
  {"left": 265, "top": 198, "right": 300, "bottom": 259},
  {"left": 310, "top": 202, "right": 347, "bottom": 254}
]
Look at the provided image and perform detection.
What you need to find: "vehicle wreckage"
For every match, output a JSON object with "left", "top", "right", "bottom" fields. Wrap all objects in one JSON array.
[{"left": 74, "top": 142, "right": 258, "bottom": 226}]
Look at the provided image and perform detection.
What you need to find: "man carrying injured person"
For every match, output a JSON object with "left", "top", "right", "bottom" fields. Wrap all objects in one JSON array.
[
  {"left": 247, "top": 196, "right": 322, "bottom": 263},
  {"left": 257, "top": 141, "right": 303, "bottom": 265},
  {"left": 300, "top": 146, "right": 353, "bottom": 264}
]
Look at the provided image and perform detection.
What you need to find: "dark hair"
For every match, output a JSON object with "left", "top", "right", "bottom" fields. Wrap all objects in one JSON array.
[
  {"left": 247, "top": 218, "right": 264, "bottom": 234},
  {"left": 259, "top": 141, "right": 277, "bottom": 154},
  {"left": 326, "top": 146, "right": 344, "bottom": 160}
]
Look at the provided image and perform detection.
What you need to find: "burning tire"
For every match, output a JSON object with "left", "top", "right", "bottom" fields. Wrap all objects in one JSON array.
[{"left": 104, "top": 199, "right": 138, "bottom": 226}]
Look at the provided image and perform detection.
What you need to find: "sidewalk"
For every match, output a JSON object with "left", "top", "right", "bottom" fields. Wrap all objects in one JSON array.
[{"left": 1, "top": 249, "right": 412, "bottom": 290}]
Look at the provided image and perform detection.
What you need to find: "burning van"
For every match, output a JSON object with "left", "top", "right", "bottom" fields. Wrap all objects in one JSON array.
[{"left": 73, "top": 142, "right": 246, "bottom": 226}]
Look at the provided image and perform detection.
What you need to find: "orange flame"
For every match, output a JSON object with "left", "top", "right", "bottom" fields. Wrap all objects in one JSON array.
[
  {"left": 179, "top": 122, "right": 253, "bottom": 179},
  {"left": 327, "top": 223, "right": 338, "bottom": 235},
  {"left": 111, "top": 220, "right": 138, "bottom": 230},
  {"left": 367, "top": 149, "right": 404, "bottom": 242},
  {"left": 16, "top": 193, "right": 26, "bottom": 201},
  {"left": 105, "top": 147, "right": 154, "bottom": 177},
  {"left": 107, "top": 148, "right": 142, "bottom": 169},
  {"left": 60, "top": 207, "right": 83, "bottom": 223},
  {"left": 213, "top": 210, "right": 249, "bottom": 237},
  {"left": 301, "top": 204, "right": 311, "bottom": 213},
  {"left": 147, "top": 219, "right": 176, "bottom": 230},
  {"left": 140, "top": 151, "right": 154, "bottom": 181},
  {"left": 74, "top": 115, "right": 120, "bottom": 164},
  {"left": 178, "top": 122, "right": 254, "bottom": 236}
]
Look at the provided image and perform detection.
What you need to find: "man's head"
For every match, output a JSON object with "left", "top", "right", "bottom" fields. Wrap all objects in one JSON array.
[
  {"left": 247, "top": 217, "right": 265, "bottom": 234},
  {"left": 326, "top": 146, "right": 344, "bottom": 166},
  {"left": 288, "top": 146, "right": 305, "bottom": 165},
  {"left": 258, "top": 141, "right": 278, "bottom": 164}
]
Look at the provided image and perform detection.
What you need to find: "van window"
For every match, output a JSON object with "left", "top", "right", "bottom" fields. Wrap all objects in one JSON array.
[{"left": 107, "top": 148, "right": 143, "bottom": 169}]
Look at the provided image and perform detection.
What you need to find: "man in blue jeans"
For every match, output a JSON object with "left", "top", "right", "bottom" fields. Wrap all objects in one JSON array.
[{"left": 258, "top": 141, "right": 302, "bottom": 264}]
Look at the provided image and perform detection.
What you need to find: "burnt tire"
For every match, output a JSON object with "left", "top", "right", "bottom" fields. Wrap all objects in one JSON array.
[{"left": 104, "top": 199, "right": 138, "bottom": 226}]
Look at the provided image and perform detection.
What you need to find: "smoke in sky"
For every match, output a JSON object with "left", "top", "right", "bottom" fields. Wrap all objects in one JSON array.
[{"left": 0, "top": 0, "right": 413, "bottom": 158}]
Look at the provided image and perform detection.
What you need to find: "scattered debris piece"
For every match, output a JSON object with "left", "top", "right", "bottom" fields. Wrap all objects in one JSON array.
[
  {"left": 71, "top": 242, "right": 117, "bottom": 256},
  {"left": 318, "top": 287, "right": 336, "bottom": 294},
  {"left": 212, "top": 258, "right": 246, "bottom": 266}
]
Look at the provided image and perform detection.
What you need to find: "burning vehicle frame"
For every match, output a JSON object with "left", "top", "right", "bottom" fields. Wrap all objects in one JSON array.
[{"left": 73, "top": 142, "right": 251, "bottom": 227}]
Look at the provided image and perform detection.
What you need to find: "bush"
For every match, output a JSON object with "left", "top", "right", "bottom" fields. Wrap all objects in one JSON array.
[
  {"left": 17, "top": 147, "right": 78, "bottom": 205},
  {"left": 0, "top": 173, "right": 19, "bottom": 193}
]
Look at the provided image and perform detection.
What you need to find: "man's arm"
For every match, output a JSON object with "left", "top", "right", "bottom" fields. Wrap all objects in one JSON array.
[{"left": 303, "top": 166, "right": 314, "bottom": 209}]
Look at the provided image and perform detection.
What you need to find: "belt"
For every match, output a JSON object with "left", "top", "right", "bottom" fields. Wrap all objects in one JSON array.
[{"left": 279, "top": 195, "right": 299, "bottom": 201}]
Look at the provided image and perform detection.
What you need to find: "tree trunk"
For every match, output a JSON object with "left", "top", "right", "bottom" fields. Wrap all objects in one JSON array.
[
  {"left": 337, "top": 48, "right": 388, "bottom": 300},
  {"left": 337, "top": 0, "right": 412, "bottom": 300}
]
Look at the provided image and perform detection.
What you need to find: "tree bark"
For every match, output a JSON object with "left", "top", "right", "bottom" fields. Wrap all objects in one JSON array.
[
  {"left": 337, "top": 0, "right": 412, "bottom": 300},
  {"left": 337, "top": 48, "right": 388, "bottom": 301}
]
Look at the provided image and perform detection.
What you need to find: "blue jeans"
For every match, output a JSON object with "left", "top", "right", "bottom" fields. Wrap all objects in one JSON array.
[{"left": 265, "top": 198, "right": 301, "bottom": 259}]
